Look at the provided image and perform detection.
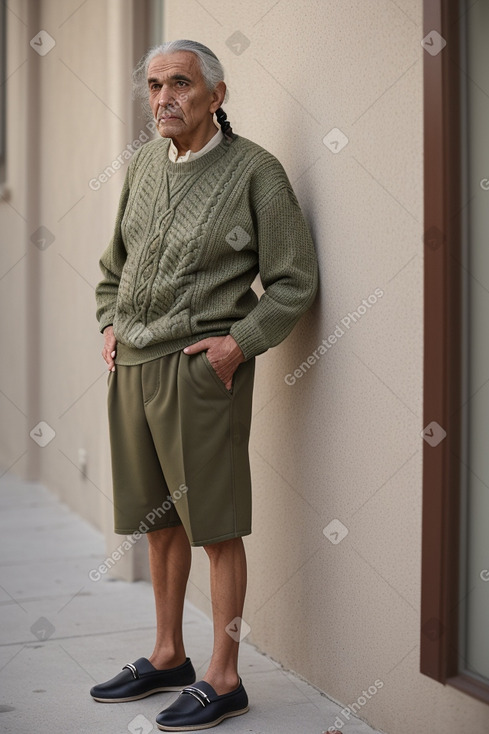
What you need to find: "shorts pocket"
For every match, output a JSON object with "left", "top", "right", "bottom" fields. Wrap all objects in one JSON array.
[{"left": 200, "top": 353, "right": 234, "bottom": 399}]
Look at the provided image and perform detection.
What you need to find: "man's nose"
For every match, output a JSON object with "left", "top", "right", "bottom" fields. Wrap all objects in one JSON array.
[{"left": 157, "top": 87, "right": 174, "bottom": 107}]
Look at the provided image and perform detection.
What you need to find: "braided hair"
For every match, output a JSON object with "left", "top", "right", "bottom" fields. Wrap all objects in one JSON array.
[{"left": 215, "top": 107, "right": 236, "bottom": 142}]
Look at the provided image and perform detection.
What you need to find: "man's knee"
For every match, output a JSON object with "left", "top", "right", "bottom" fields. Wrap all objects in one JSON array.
[
  {"left": 203, "top": 536, "right": 243, "bottom": 558},
  {"left": 147, "top": 524, "right": 187, "bottom": 548}
]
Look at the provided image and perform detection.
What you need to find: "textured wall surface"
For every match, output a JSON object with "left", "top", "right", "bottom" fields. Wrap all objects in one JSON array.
[
  {"left": 163, "top": 1, "right": 489, "bottom": 733},
  {"left": 1, "top": 1, "right": 489, "bottom": 732},
  {"left": 0, "top": 0, "right": 148, "bottom": 579}
]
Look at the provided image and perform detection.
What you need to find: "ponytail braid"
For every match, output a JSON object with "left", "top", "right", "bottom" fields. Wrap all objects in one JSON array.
[{"left": 215, "top": 107, "right": 236, "bottom": 142}]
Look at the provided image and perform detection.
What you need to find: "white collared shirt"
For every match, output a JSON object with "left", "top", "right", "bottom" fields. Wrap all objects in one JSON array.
[{"left": 168, "top": 127, "right": 224, "bottom": 163}]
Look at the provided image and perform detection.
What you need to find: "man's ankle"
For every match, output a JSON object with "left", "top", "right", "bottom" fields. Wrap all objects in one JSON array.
[
  {"left": 149, "top": 651, "right": 187, "bottom": 670},
  {"left": 203, "top": 671, "right": 240, "bottom": 695}
]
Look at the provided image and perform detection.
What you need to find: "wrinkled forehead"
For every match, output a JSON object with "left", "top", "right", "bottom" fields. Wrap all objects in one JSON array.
[{"left": 147, "top": 51, "right": 202, "bottom": 82}]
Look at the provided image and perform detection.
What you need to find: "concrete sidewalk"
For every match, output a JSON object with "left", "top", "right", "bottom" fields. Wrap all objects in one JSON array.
[{"left": 0, "top": 474, "right": 384, "bottom": 734}]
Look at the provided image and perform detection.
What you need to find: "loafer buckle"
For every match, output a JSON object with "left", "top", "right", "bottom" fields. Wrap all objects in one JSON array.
[
  {"left": 181, "top": 686, "right": 211, "bottom": 707},
  {"left": 122, "top": 662, "right": 139, "bottom": 680}
]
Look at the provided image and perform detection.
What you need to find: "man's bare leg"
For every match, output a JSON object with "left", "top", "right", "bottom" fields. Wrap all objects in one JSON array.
[
  {"left": 202, "top": 537, "right": 247, "bottom": 695},
  {"left": 147, "top": 525, "right": 192, "bottom": 669}
]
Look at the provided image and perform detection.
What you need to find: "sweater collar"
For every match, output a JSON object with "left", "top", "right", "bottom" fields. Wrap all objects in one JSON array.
[
  {"left": 164, "top": 135, "right": 237, "bottom": 175},
  {"left": 168, "top": 128, "right": 223, "bottom": 163}
]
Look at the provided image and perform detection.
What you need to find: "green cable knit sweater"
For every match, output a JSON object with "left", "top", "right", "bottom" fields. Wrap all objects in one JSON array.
[{"left": 95, "top": 134, "right": 318, "bottom": 365}]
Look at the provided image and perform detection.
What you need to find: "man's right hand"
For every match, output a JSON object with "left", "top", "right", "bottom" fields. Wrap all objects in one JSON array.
[{"left": 102, "top": 325, "right": 117, "bottom": 372}]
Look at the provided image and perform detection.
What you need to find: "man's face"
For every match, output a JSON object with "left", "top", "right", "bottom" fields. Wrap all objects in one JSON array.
[{"left": 147, "top": 51, "right": 223, "bottom": 144}]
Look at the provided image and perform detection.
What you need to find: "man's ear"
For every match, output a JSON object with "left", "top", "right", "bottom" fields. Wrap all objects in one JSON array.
[{"left": 209, "top": 81, "right": 226, "bottom": 114}]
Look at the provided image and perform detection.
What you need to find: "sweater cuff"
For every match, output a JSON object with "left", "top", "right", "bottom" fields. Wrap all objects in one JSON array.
[
  {"left": 230, "top": 319, "right": 267, "bottom": 361},
  {"left": 98, "top": 318, "right": 114, "bottom": 335}
]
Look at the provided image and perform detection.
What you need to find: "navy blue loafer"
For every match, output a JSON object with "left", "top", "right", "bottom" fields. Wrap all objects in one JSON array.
[
  {"left": 155, "top": 679, "right": 249, "bottom": 731},
  {"left": 90, "top": 657, "right": 196, "bottom": 703}
]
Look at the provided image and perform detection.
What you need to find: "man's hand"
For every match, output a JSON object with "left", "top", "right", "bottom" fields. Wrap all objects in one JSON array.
[
  {"left": 184, "top": 335, "right": 244, "bottom": 390},
  {"left": 102, "top": 325, "right": 117, "bottom": 372}
]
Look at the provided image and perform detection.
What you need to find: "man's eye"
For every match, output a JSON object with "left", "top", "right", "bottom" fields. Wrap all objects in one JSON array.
[
  {"left": 150, "top": 84, "right": 161, "bottom": 91},
  {"left": 176, "top": 81, "right": 188, "bottom": 87}
]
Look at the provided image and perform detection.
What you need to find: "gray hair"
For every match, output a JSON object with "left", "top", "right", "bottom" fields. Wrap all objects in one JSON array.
[{"left": 133, "top": 39, "right": 230, "bottom": 117}]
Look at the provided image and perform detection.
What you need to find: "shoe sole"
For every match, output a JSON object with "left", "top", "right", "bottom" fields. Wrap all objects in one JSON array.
[
  {"left": 91, "top": 685, "right": 189, "bottom": 703},
  {"left": 156, "top": 705, "right": 249, "bottom": 731}
]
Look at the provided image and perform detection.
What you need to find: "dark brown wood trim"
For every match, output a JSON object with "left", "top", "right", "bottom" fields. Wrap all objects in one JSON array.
[
  {"left": 131, "top": 0, "right": 153, "bottom": 135},
  {"left": 447, "top": 674, "right": 489, "bottom": 707},
  {"left": 420, "top": 0, "right": 463, "bottom": 683}
]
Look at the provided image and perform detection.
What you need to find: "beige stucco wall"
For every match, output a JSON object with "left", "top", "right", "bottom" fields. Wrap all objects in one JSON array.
[
  {"left": 1, "top": 0, "right": 489, "bottom": 732},
  {"left": 0, "top": 0, "right": 148, "bottom": 579},
  {"left": 163, "top": 1, "right": 489, "bottom": 733}
]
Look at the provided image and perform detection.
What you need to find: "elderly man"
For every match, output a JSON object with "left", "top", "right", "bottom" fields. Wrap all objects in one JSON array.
[{"left": 92, "top": 39, "right": 318, "bottom": 730}]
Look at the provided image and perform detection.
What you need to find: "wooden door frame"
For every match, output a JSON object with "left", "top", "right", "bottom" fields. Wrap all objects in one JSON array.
[{"left": 421, "top": 0, "right": 489, "bottom": 705}]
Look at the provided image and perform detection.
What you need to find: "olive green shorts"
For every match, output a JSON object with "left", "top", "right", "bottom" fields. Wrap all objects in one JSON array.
[{"left": 106, "top": 350, "right": 255, "bottom": 546}]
